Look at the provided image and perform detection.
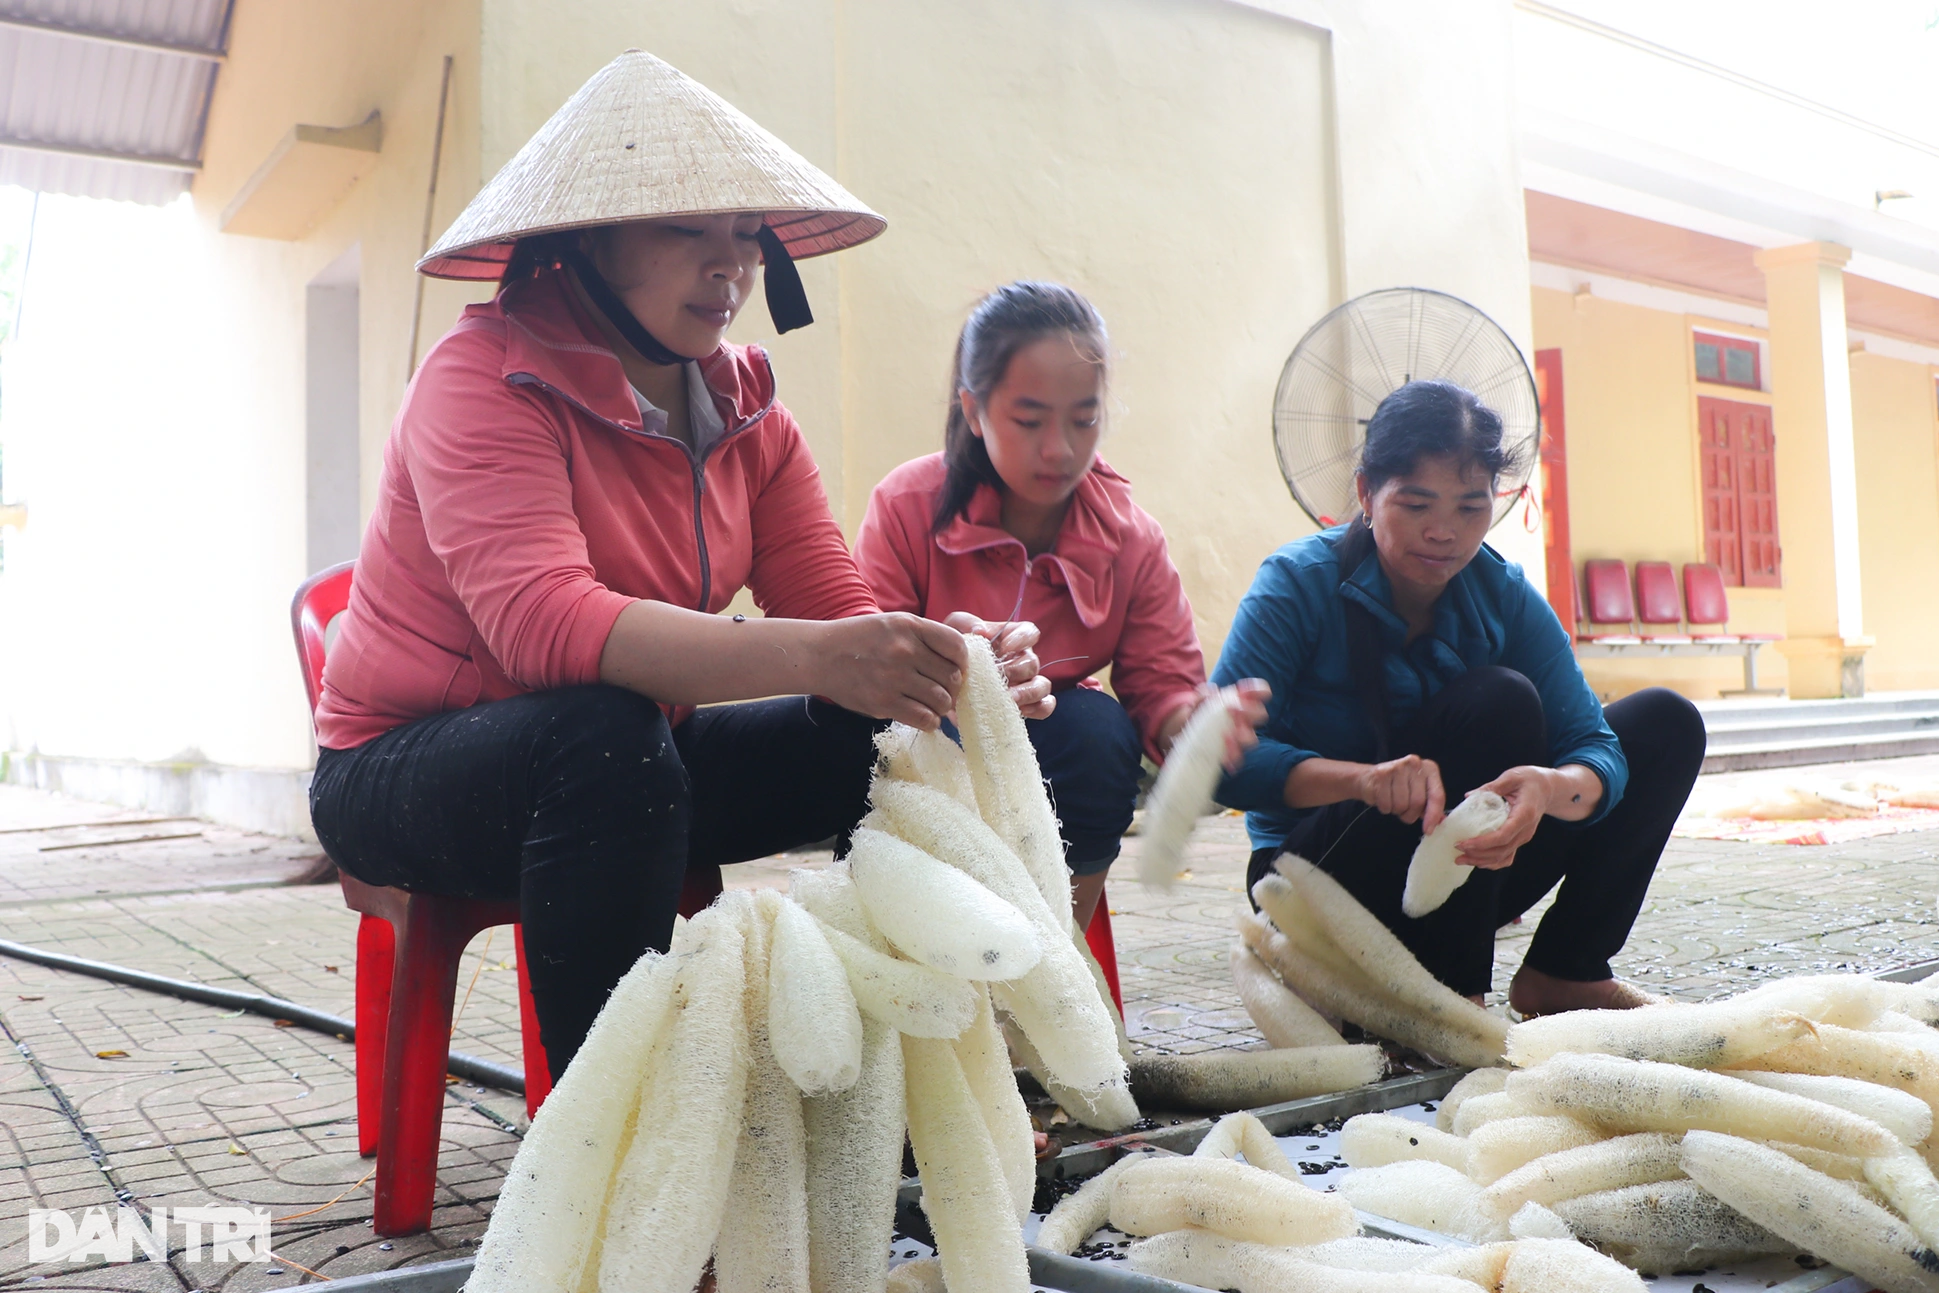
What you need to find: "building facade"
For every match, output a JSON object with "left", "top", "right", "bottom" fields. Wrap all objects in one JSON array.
[{"left": 11, "top": 0, "right": 1937, "bottom": 836}]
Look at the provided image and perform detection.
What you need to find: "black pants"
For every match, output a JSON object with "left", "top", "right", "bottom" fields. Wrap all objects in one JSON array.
[
  {"left": 1246, "top": 668, "right": 1705, "bottom": 997},
  {"left": 1027, "top": 687, "right": 1146, "bottom": 875},
  {"left": 310, "top": 685, "right": 882, "bottom": 1074}
]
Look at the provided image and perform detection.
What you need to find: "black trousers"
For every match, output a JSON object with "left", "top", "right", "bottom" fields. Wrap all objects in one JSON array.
[
  {"left": 310, "top": 685, "right": 882, "bottom": 1073},
  {"left": 1246, "top": 668, "right": 1706, "bottom": 997},
  {"left": 1023, "top": 687, "right": 1146, "bottom": 875}
]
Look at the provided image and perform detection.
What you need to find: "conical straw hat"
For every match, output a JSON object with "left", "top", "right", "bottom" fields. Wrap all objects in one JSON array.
[{"left": 419, "top": 49, "right": 885, "bottom": 280}]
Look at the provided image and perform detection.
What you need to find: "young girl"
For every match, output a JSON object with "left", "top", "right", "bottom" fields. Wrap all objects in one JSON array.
[
  {"left": 308, "top": 52, "right": 1048, "bottom": 1078},
  {"left": 855, "top": 282, "right": 1265, "bottom": 928}
]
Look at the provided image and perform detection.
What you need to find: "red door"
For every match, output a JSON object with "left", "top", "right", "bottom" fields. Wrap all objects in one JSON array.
[
  {"left": 1534, "top": 350, "right": 1575, "bottom": 635},
  {"left": 1737, "top": 404, "right": 1780, "bottom": 586},
  {"left": 1697, "top": 396, "right": 1781, "bottom": 588}
]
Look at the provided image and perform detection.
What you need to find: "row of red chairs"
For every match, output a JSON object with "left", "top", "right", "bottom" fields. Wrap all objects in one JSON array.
[
  {"left": 1578, "top": 559, "right": 1778, "bottom": 647},
  {"left": 291, "top": 560, "right": 1124, "bottom": 1235}
]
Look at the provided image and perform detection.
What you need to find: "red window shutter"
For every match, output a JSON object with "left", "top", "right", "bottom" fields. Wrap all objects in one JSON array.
[
  {"left": 1534, "top": 349, "right": 1575, "bottom": 635},
  {"left": 1737, "top": 403, "right": 1781, "bottom": 586},
  {"left": 1698, "top": 397, "right": 1743, "bottom": 586}
]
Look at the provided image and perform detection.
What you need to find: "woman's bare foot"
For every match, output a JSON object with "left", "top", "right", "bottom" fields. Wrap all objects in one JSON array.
[{"left": 1508, "top": 966, "right": 1667, "bottom": 1017}]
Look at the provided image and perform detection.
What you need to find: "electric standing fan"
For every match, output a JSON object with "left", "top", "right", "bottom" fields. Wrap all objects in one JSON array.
[{"left": 1272, "top": 287, "right": 1539, "bottom": 526}]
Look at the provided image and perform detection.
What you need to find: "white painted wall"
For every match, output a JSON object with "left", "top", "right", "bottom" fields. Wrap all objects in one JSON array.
[
  {"left": 0, "top": 193, "right": 313, "bottom": 771},
  {"left": 307, "top": 244, "right": 363, "bottom": 575}
]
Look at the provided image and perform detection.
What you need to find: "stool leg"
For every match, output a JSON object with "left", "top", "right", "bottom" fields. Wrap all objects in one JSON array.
[
  {"left": 1084, "top": 895, "right": 1125, "bottom": 1016},
  {"left": 373, "top": 901, "right": 474, "bottom": 1237},
  {"left": 512, "top": 926, "right": 553, "bottom": 1119},
  {"left": 353, "top": 915, "right": 394, "bottom": 1159},
  {"left": 679, "top": 863, "right": 724, "bottom": 917}
]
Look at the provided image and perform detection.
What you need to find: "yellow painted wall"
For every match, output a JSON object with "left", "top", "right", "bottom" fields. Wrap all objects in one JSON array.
[
  {"left": 1, "top": 0, "right": 1538, "bottom": 829},
  {"left": 1850, "top": 350, "right": 1939, "bottom": 691},
  {"left": 1530, "top": 284, "right": 1789, "bottom": 698},
  {"left": 479, "top": 0, "right": 1537, "bottom": 654}
]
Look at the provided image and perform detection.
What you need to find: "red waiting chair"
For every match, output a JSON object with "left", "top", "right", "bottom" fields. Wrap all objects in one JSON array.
[
  {"left": 293, "top": 562, "right": 722, "bottom": 1236},
  {"left": 1579, "top": 560, "right": 1641, "bottom": 642},
  {"left": 1682, "top": 562, "right": 1779, "bottom": 647},
  {"left": 1632, "top": 562, "right": 1692, "bottom": 643}
]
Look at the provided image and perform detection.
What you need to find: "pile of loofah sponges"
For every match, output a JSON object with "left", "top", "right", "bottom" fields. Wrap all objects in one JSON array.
[
  {"left": 1330, "top": 973, "right": 1939, "bottom": 1293},
  {"left": 1234, "top": 855, "right": 1510, "bottom": 1070},
  {"left": 467, "top": 636, "right": 1131, "bottom": 1293},
  {"left": 1037, "top": 1110, "right": 1651, "bottom": 1292}
]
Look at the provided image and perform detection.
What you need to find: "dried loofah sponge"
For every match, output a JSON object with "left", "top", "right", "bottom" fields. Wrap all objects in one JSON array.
[
  {"left": 1436, "top": 1066, "right": 1511, "bottom": 1134},
  {"left": 1506, "top": 1052, "right": 1901, "bottom": 1155},
  {"left": 1480, "top": 1131, "right": 1685, "bottom": 1222},
  {"left": 804, "top": 1018, "right": 905, "bottom": 1293},
  {"left": 1276, "top": 856, "right": 1508, "bottom": 1067},
  {"left": 1465, "top": 1114, "right": 1605, "bottom": 1185},
  {"left": 1402, "top": 789, "right": 1508, "bottom": 917},
  {"left": 1682, "top": 1130, "right": 1939, "bottom": 1293},
  {"left": 956, "top": 635, "right": 1070, "bottom": 922},
  {"left": 1109, "top": 1155, "right": 1357, "bottom": 1246},
  {"left": 768, "top": 896, "right": 863, "bottom": 1096},
  {"left": 1193, "top": 1111, "right": 1301, "bottom": 1178},
  {"left": 1229, "top": 936, "right": 1346, "bottom": 1048},
  {"left": 1505, "top": 1000, "right": 1815, "bottom": 1070},
  {"left": 1128, "top": 1045, "right": 1383, "bottom": 1112},
  {"left": 1552, "top": 1178, "right": 1793, "bottom": 1272},
  {"left": 1128, "top": 1228, "right": 1485, "bottom": 1292},
  {"left": 1498, "top": 1236, "right": 1649, "bottom": 1292},
  {"left": 1136, "top": 692, "right": 1232, "bottom": 888},
  {"left": 1730, "top": 1069, "right": 1933, "bottom": 1147},
  {"left": 596, "top": 907, "right": 751, "bottom": 1293},
  {"left": 847, "top": 827, "right": 1041, "bottom": 981},
  {"left": 1339, "top": 1112, "right": 1471, "bottom": 1172},
  {"left": 1336, "top": 1159, "right": 1502, "bottom": 1243},
  {"left": 467, "top": 949, "right": 683, "bottom": 1293}
]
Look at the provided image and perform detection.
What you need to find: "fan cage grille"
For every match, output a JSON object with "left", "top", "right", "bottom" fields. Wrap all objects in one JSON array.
[{"left": 1273, "top": 287, "right": 1539, "bottom": 527}]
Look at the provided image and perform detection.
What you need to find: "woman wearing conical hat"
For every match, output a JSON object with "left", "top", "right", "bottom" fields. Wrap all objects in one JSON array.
[{"left": 306, "top": 51, "right": 1051, "bottom": 1075}]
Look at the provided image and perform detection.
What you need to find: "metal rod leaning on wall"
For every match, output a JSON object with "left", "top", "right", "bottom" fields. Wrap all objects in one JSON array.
[
  {"left": 405, "top": 53, "right": 455, "bottom": 375},
  {"left": 0, "top": 935, "right": 525, "bottom": 1093}
]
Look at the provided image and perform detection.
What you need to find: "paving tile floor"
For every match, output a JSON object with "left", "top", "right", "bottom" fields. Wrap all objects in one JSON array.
[{"left": 3, "top": 755, "right": 1939, "bottom": 1286}]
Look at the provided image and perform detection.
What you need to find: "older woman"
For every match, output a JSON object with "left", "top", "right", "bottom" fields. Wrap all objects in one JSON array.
[
  {"left": 308, "top": 52, "right": 1047, "bottom": 1074},
  {"left": 1213, "top": 380, "right": 1706, "bottom": 1016}
]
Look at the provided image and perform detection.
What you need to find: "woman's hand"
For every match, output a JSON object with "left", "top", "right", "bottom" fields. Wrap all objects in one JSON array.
[
  {"left": 1356, "top": 754, "right": 1447, "bottom": 833},
  {"left": 1459, "top": 763, "right": 1603, "bottom": 870},
  {"left": 813, "top": 613, "right": 969, "bottom": 730},
  {"left": 944, "top": 613, "right": 1055, "bottom": 718},
  {"left": 1161, "top": 680, "right": 1272, "bottom": 771},
  {"left": 1455, "top": 766, "right": 1554, "bottom": 870}
]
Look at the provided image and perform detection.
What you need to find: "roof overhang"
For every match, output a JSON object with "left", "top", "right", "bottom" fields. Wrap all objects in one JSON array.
[{"left": 0, "top": 0, "right": 233, "bottom": 206}]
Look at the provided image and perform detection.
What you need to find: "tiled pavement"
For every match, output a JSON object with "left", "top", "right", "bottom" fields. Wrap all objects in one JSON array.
[{"left": 4, "top": 756, "right": 1939, "bottom": 1286}]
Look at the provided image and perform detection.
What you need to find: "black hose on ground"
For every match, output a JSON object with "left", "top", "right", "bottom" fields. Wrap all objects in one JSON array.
[{"left": 0, "top": 936, "right": 526, "bottom": 1094}]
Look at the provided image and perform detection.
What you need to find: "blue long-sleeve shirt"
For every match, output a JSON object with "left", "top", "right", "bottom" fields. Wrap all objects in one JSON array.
[{"left": 1211, "top": 527, "right": 1627, "bottom": 850}]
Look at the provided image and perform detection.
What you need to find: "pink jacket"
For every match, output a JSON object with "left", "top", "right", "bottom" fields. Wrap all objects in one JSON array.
[
  {"left": 855, "top": 454, "right": 1205, "bottom": 760},
  {"left": 316, "top": 267, "right": 877, "bottom": 749}
]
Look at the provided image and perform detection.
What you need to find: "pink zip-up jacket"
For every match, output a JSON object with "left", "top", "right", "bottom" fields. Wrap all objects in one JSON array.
[
  {"left": 316, "top": 267, "right": 878, "bottom": 750},
  {"left": 855, "top": 453, "right": 1204, "bottom": 760}
]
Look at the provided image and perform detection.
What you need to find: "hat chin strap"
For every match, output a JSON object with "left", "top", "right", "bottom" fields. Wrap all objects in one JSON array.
[
  {"left": 561, "top": 245, "right": 690, "bottom": 367},
  {"left": 755, "top": 227, "right": 814, "bottom": 334}
]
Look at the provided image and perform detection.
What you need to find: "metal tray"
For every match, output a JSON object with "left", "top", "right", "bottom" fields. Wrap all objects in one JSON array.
[
  {"left": 310, "top": 1073, "right": 1460, "bottom": 1292},
  {"left": 303, "top": 1016, "right": 1936, "bottom": 1293}
]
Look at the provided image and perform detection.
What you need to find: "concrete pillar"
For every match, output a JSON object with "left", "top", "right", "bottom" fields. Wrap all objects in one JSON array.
[{"left": 1754, "top": 241, "right": 1873, "bottom": 698}]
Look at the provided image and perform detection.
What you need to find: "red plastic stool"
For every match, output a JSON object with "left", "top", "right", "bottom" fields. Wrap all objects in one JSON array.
[
  {"left": 340, "top": 866, "right": 721, "bottom": 1235},
  {"left": 1085, "top": 889, "right": 1124, "bottom": 1015},
  {"left": 292, "top": 562, "right": 726, "bottom": 1234}
]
